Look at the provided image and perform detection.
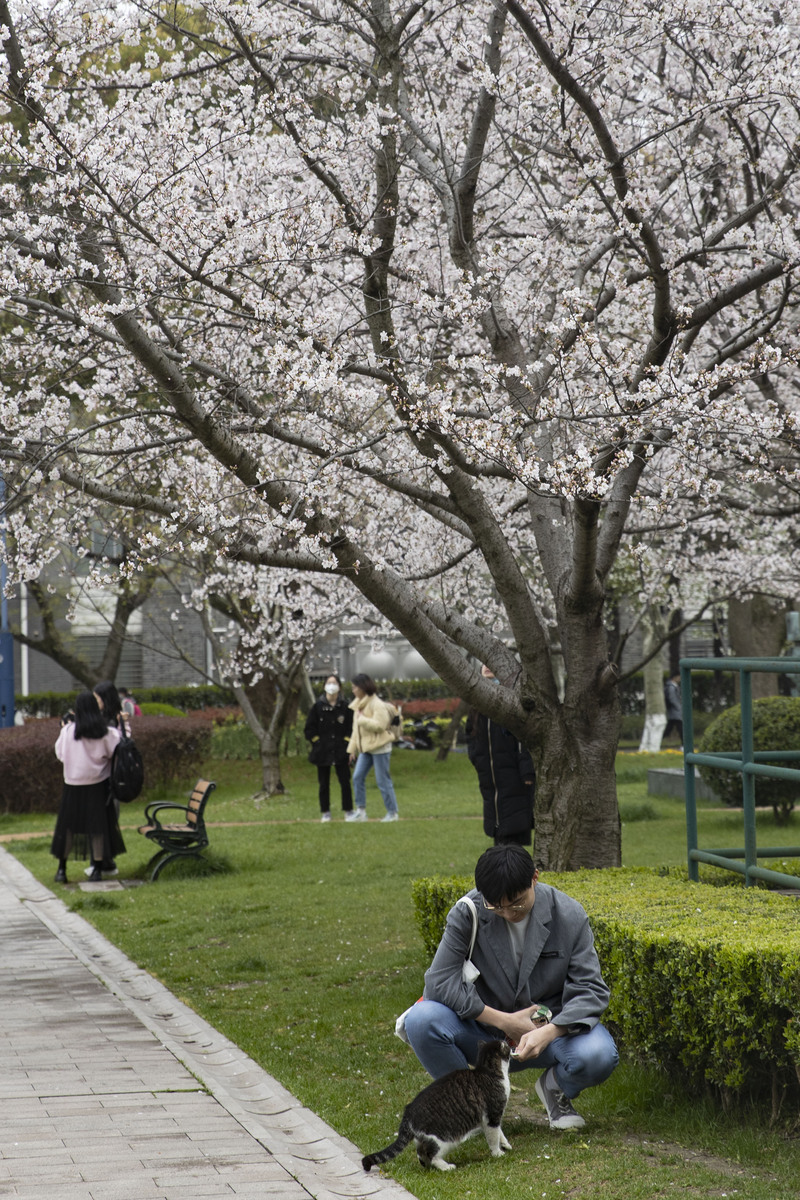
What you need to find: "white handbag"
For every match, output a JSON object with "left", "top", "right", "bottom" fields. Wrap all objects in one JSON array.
[{"left": 394, "top": 895, "right": 479, "bottom": 1044}]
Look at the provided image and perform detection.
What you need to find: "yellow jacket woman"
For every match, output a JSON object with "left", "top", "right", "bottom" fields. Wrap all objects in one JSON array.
[
  {"left": 346, "top": 674, "right": 399, "bottom": 821},
  {"left": 347, "top": 692, "right": 392, "bottom": 755}
]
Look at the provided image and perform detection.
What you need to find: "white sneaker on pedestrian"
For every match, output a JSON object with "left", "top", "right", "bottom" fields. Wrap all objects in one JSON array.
[
  {"left": 534, "top": 1067, "right": 586, "bottom": 1130},
  {"left": 345, "top": 808, "right": 367, "bottom": 822},
  {"left": 380, "top": 812, "right": 399, "bottom": 822},
  {"left": 320, "top": 813, "right": 332, "bottom": 822}
]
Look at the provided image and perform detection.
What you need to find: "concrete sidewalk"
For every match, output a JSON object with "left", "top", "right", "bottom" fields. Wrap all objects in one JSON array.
[{"left": 0, "top": 847, "right": 413, "bottom": 1200}]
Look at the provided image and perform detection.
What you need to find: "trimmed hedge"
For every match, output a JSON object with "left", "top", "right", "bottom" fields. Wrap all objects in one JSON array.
[
  {"left": 311, "top": 676, "right": 455, "bottom": 701},
  {"left": 0, "top": 715, "right": 213, "bottom": 814},
  {"left": 411, "top": 868, "right": 800, "bottom": 1111},
  {"left": 308, "top": 671, "right": 734, "bottom": 715},
  {"left": 15, "top": 684, "right": 235, "bottom": 718},
  {"left": 698, "top": 696, "right": 800, "bottom": 823}
]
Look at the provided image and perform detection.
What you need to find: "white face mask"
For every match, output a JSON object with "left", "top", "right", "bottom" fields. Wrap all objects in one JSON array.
[{"left": 324, "top": 683, "right": 339, "bottom": 695}]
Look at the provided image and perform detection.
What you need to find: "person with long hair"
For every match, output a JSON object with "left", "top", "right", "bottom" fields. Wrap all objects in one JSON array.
[
  {"left": 304, "top": 673, "right": 354, "bottom": 821},
  {"left": 87, "top": 679, "right": 130, "bottom": 878},
  {"left": 347, "top": 673, "right": 399, "bottom": 822},
  {"left": 51, "top": 690, "right": 126, "bottom": 884},
  {"left": 93, "top": 679, "right": 129, "bottom": 734}
]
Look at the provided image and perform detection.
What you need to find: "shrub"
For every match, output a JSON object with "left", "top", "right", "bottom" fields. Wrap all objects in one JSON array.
[
  {"left": 211, "top": 721, "right": 260, "bottom": 760},
  {"left": 411, "top": 868, "right": 800, "bottom": 1113},
  {"left": 401, "top": 698, "right": 461, "bottom": 718},
  {"left": 138, "top": 703, "right": 187, "bottom": 717},
  {"left": 0, "top": 715, "right": 213, "bottom": 814},
  {"left": 698, "top": 696, "right": 800, "bottom": 823},
  {"left": 15, "top": 684, "right": 235, "bottom": 719},
  {"left": 312, "top": 676, "right": 455, "bottom": 701}
]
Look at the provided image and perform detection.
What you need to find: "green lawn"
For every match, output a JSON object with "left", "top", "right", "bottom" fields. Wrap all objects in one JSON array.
[{"left": 4, "top": 746, "right": 800, "bottom": 1199}]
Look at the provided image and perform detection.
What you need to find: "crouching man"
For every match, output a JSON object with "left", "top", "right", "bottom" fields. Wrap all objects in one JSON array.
[{"left": 403, "top": 844, "right": 618, "bottom": 1130}]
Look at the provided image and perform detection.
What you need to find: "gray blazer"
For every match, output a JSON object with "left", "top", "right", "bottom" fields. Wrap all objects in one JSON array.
[{"left": 422, "top": 883, "right": 609, "bottom": 1034}]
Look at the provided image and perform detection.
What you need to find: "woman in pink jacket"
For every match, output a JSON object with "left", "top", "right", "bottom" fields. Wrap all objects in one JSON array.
[{"left": 51, "top": 691, "right": 126, "bottom": 884}]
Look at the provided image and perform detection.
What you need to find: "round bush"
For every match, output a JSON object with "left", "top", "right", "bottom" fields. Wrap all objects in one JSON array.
[
  {"left": 698, "top": 697, "right": 800, "bottom": 823},
  {"left": 138, "top": 702, "right": 186, "bottom": 717}
]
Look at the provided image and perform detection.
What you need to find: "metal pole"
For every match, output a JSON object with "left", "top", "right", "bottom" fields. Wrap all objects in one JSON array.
[
  {"left": 682, "top": 662, "right": 699, "bottom": 881},
  {"left": 739, "top": 667, "right": 757, "bottom": 885},
  {"left": 0, "top": 476, "right": 15, "bottom": 727}
]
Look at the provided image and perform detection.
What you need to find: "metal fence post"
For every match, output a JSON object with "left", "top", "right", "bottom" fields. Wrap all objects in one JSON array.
[
  {"left": 682, "top": 663, "right": 698, "bottom": 882},
  {"left": 739, "top": 667, "right": 757, "bottom": 886}
]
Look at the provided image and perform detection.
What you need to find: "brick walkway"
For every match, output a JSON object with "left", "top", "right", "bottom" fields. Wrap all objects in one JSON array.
[{"left": 0, "top": 848, "right": 412, "bottom": 1200}]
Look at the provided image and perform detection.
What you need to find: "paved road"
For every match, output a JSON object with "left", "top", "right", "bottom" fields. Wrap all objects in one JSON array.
[{"left": 0, "top": 847, "right": 413, "bottom": 1200}]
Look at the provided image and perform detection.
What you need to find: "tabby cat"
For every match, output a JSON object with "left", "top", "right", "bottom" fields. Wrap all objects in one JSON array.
[{"left": 362, "top": 1039, "right": 512, "bottom": 1173}]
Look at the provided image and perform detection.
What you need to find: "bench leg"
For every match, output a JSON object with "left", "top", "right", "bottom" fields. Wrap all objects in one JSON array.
[{"left": 150, "top": 850, "right": 203, "bottom": 881}]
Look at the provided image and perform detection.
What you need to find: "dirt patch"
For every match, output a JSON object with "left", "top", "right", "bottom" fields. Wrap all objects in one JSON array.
[{"left": 505, "top": 1089, "right": 755, "bottom": 1181}]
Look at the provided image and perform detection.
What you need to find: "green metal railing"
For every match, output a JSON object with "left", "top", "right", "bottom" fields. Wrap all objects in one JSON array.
[{"left": 682, "top": 657, "right": 800, "bottom": 888}]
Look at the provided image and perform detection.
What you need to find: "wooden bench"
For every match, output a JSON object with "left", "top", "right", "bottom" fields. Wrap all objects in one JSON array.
[{"left": 137, "top": 779, "right": 216, "bottom": 881}]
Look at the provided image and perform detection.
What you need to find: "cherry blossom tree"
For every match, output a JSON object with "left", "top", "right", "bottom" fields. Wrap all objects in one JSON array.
[
  {"left": 1, "top": 0, "right": 800, "bottom": 868},
  {"left": 177, "top": 560, "right": 376, "bottom": 797}
]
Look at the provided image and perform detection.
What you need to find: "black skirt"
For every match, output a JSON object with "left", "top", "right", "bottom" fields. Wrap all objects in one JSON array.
[{"left": 51, "top": 780, "right": 127, "bottom": 862}]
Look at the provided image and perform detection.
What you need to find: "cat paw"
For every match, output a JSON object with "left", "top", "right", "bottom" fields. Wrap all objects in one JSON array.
[
  {"left": 500, "top": 1136, "right": 512, "bottom": 1151},
  {"left": 433, "top": 1161, "right": 456, "bottom": 1171}
]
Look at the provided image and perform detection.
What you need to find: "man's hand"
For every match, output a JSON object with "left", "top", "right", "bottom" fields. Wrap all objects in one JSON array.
[
  {"left": 514, "top": 1022, "right": 563, "bottom": 1062},
  {"left": 478, "top": 1004, "right": 550, "bottom": 1047}
]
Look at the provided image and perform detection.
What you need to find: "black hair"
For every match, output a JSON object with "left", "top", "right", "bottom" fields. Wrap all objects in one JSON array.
[
  {"left": 350, "top": 673, "right": 377, "bottom": 696},
  {"left": 324, "top": 674, "right": 343, "bottom": 689},
  {"left": 474, "top": 844, "right": 536, "bottom": 906},
  {"left": 73, "top": 690, "right": 111, "bottom": 741},
  {"left": 94, "top": 680, "right": 123, "bottom": 726}
]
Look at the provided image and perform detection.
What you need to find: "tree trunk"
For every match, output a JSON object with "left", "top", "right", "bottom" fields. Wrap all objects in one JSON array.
[
  {"left": 435, "top": 698, "right": 469, "bottom": 762},
  {"left": 256, "top": 730, "right": 285, "bottom": 797},
  {"left": 729, "top": 595, "right": 787, "bottom": 699},
  {"left": 532, "top": 692, "right": 622, "bottom": 871}
]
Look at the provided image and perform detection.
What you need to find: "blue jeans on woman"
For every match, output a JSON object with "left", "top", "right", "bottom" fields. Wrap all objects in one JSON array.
[
  {"left": 352, "top": 751, "right": 398, "bottom": 815},
  {"left": 403, "top": 999, "right": 618, "bottom": 1096}
]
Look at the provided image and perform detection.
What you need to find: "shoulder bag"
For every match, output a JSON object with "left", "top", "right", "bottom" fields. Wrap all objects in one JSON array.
[{"left": 394, "top": 894, "right": 479, "bottom": 1044}]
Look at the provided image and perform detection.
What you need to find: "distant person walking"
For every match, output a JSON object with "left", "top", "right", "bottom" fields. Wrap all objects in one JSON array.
[
  {"left": 347, "top": 674, "right": 399, "bottom": 822},
  {"left": 304, "top": 674, "right": 354, "bottom": 822},
  {"left": 466, "top": 665, "right": 535, "bottom": 846},
  {"left": 119, "top": 687, "right": 142, "bottom": 717},
  {"left": 663, "top": 674, "right": 683, "bottom": 746},
  {"left": 51, "top": 691, "right": 126, "bottom": 884}
]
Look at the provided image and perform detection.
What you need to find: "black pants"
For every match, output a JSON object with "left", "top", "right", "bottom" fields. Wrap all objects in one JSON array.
[
  {"left": 664, "top": 719, "right": 683, "bottom": 741},
  {"left": 317, "top": 760, "right": 353, "bottom": 813}
]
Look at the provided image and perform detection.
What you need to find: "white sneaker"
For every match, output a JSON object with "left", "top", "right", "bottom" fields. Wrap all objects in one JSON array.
[
  {"left": 381, "top": 813, "right": 399, "bottom": 822},
  {"left": 321, "top": 813, "right": 332, "bottom": 823},
  {"left": 345, "top": 808, "right": 367, "bottom": 822}
]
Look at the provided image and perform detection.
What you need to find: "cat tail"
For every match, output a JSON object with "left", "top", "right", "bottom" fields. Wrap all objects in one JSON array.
[{"left": 361, "top": 1116, "right": 413, "bottom": 1172}]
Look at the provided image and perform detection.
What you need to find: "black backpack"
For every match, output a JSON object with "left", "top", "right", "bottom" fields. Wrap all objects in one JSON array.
[{"left": 110, "top": 730, "right": 144, "bottom": 803}]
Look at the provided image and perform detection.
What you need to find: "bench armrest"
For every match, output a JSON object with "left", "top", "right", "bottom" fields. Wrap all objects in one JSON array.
[{"left": 143, "top": 801, "right": 191, "bottom": 827}]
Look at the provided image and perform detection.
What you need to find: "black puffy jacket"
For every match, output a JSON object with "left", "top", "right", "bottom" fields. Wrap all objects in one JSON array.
[
  {"left": 304, "top": 696, "right": 353, "bottom": 766},
  {"left": 466, "top": 711, "right": 535, "bottom": 840}
]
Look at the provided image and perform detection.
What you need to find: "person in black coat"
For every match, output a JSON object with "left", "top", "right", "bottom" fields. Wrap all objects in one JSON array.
[
  {"left": 466, "top": 665, "right": 535, "bottom": 846},
  {"left": 304, "top": 674, "right": 354, "bottom": 822}
]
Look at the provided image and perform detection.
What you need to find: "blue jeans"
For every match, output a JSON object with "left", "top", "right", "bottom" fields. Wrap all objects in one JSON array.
[
  {"left": 352, "top": 752, "right": 398, "bottom": 814},
  {"left": 403, "top": 1000, "right": 618, "bottom": 1097}
]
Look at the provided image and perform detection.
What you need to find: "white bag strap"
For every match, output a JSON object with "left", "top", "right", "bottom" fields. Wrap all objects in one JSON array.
[{"left": 457, "top": 894, "right": 479, "bottom": 961}]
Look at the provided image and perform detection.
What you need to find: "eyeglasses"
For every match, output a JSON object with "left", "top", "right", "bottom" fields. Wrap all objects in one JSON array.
[{"left": 483, "top": 897, "right": 529, "bottom": 913}]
